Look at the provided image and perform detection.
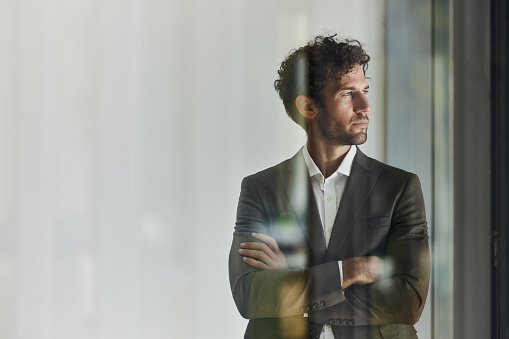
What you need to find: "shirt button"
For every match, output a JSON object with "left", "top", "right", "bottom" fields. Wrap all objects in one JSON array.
[
  {"left": 327, "top": 325, "right": 332, "bottom": 330},
  {"left": 328, "top": 227, "right": 332, "bottom": 233},
  {"left": 327, "top": 196, "right": 332, "bottom": 202}
]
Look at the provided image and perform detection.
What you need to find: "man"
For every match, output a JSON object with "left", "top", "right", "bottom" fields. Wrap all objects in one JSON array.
[{"left": 228, "top": 35, "right": 430, "bottom": 339}]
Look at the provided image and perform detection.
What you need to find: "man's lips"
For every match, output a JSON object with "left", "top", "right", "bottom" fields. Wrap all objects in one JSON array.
[{"left": 352, "top": 120, "right": 369, "bottom": 127}]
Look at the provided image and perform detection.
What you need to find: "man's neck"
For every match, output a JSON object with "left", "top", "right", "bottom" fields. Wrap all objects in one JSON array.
[{"left": 306, "top": 137, "right": 351, "bottom": 179}]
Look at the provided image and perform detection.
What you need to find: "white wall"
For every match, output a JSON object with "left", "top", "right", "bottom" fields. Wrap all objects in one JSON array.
[{"left": 0, "top": 1, "right": 386, "bottom": 338}]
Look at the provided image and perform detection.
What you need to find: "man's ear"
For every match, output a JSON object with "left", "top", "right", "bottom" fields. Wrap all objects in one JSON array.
[{"left": 295, "top": 95, "right": 318, "bottom": 119}]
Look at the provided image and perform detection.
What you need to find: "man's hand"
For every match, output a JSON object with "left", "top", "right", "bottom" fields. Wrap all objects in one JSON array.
[
  {"left": 239, "top": 233, "right": 288, "bottom": 270},
  {"left": 342, "top": 256, "right": 385, "bottom": 289}
]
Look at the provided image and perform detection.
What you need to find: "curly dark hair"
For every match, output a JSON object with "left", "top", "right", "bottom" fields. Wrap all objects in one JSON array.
[{"left": 274, "top": 35, "right": 370, "bottom": 131}]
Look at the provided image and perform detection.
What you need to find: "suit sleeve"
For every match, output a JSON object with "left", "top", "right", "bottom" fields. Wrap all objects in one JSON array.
[
  {"left": 308, "top": 173, "right": 430, "bottom": 325},
  {"left": 228, "top": 176, "right": 346, "bottom": 319}
]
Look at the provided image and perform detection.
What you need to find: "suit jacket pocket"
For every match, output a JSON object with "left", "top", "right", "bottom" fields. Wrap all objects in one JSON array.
[
  {"left": 364, "top": 216, "right": 391, "bottom": 228},
  {"left": 359, "top": 217, "right": 391, "bottom": 255},
  {"left": 340, "top": 217, "right": 391, "bottom": 257}
]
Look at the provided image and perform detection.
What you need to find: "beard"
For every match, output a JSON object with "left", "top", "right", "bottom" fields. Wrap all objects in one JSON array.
[{"left": 316, "top": 108, "right": 368, "bottom": 146}]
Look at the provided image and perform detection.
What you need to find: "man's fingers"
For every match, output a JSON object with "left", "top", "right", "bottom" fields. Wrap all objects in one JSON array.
[
  {"left": 239, "top": 235, "right": 289, "bottom": 270},
  {"left": 240, "top": 241, "right": 277, "bottom": 260},
  {"left": 238, "top": 248, "right": 273, "bottom": 265},
  {"left": 242, "top": 256, "right": 269, "bottom": 270},
  {"left": 251, "top": 233, "right": 282, "bottom": 254}
]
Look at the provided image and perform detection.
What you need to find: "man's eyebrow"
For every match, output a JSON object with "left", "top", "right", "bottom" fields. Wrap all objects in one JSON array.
[{"left": 338, "top": 85, "right": 370, "bottom": 90}]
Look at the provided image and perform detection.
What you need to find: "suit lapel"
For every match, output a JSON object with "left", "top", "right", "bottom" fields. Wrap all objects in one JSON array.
[
  {"left": 325, "top": 149, "right": 382, "bottom": 262},
  {"left": 278, "top": 152, "right": 326, "bottom": 264}
]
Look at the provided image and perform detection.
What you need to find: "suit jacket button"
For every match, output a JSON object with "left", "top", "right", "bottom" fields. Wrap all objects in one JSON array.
[
  {"left": 300, "top": 306, "right": 306, "bottom": 312},
  {"left": 320, "top": 301, "right": 327, "bottom": 307},
  {"left": 310, "top": 329, "right": 320, "bottom": 338},
  {"left": 306, "top": 306, "right": 313, "bottom": 312},
  {"left": 350, "top": 319, "right": 356, "bottom": 325},
  {"left": 312, "top": 303, "right": 319, "bottom": 310},
  {"left": 338, "top": 319, "right": 345, "bottom": 324},
  {"left": 329, "top": 319, "right": 336, "bottom": 325}
]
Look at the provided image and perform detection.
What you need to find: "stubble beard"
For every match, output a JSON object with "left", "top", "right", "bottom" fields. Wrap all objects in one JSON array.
[{"left": 316, "top": 110, "right": 368, "bottom": 146}]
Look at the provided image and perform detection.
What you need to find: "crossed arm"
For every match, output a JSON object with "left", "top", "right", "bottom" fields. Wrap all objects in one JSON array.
[
  {"left": 229, "top": 174, "right": 430, "bottom": 325},
  {"left": 239, "top": 232, "right": 384, "bottom": 290}
]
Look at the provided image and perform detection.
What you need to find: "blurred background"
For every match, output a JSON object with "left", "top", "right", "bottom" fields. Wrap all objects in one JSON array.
[{"left": 1, "top": 0, "right": 504, "bottom": 338}]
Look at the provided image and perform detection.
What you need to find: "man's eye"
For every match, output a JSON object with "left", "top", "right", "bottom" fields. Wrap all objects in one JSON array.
[
  {"left": 342, "top": 92, "right": 353, "bottom": 96},
  {"left": 363, "top": 90, "right": 369, "bottom": 94}
]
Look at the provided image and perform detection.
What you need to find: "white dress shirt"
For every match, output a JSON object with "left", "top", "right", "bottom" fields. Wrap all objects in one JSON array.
[{"left": 301, "top": 144, "right": 357, "bottom": 339}]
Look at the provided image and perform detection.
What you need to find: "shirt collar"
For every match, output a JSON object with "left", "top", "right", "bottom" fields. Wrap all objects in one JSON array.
[{"left": 302, "top": 144, "right": 357, "bottom": 178}]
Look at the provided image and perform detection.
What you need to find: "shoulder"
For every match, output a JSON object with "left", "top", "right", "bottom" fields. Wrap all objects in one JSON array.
[
  {"left": 357, "top": 148, "right": 411, "bottom": 173},
  {"left": 242, "top": 151, "right": 300, "bottom": 185},
  {"left": 356, "top": 148, "right": 420, "bottom": 185},
  {"left": 245, "top": 162, "right": 282, "bottom": 181}
]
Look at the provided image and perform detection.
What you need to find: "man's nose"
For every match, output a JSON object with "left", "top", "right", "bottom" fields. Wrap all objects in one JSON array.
[{"left": 354, "top": 94, "right": 371, "bottom": 114}]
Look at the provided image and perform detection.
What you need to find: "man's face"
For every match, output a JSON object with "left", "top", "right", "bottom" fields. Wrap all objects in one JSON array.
[{"left": 314, "top": 64, "right": 371, "bottom": 146}]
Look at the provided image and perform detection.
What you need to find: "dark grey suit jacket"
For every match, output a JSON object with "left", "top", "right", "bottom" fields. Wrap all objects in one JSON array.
[{"left": 229, "top": 148, "right": 430, "bottom": 339}]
